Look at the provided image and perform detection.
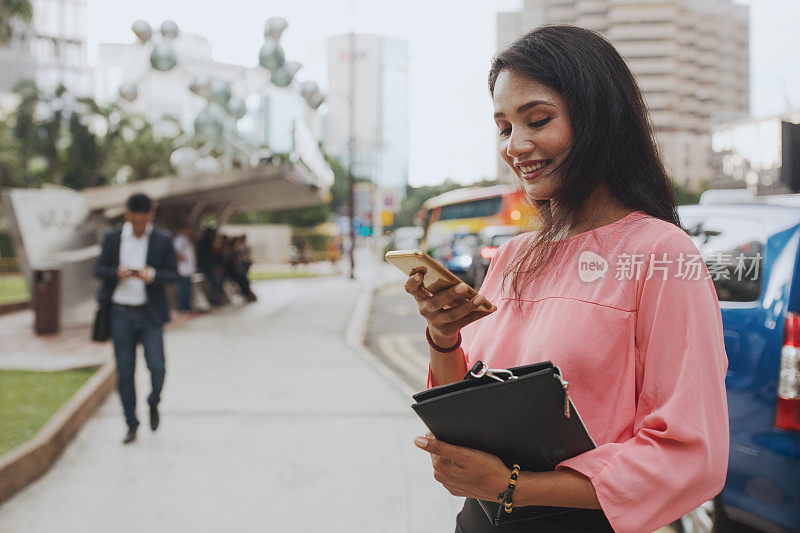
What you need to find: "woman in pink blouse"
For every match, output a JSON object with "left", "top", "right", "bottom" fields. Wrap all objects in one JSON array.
[{"left": 404, "top": 26, "right": 729, "bottom": 533}]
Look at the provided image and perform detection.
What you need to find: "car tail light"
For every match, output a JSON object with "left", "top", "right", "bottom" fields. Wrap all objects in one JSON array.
[
  {"left": 775, "top": 312, "right": 800, "bottom": 431},
  {"left": 480, "top": 246, "right": 498, "bottom": 260}
]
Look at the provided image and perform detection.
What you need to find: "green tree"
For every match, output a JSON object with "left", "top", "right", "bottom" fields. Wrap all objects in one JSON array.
[
  {"left": 9, "top": 81, "right": 78, "bottom": 186},
  {"left": 10, "top": 79, "right": 38, "bottom": 182},
  {"left": 674, "top": 180, "right": 702, "bottom": 205},
  {"left": 63, "top": 111, "right": 100, "bottom": 189},
  {"left": 0, "top": 118, "right": 23, "bottom": 187},
  {"left": 0, "top": 0, "right": 32, "bottom": 46},
  {"left": 37, "top": 84, "right": 67, "bottom": 185},
  {"left": 102, "top": 114, "right": 178, "bottom": 182},
  {"left": 325, "top": 153, "right": 371, "bottom": 215},
  {"left": 3, "top": 80, "right": 179, "bottom": 189}
]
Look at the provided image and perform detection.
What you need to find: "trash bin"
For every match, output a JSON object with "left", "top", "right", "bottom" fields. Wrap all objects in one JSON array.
[{"left": 33, "top": 269, "right": 60, "bottom": 334}]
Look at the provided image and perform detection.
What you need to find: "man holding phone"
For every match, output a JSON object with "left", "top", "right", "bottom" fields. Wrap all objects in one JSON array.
[{"left": 95, "top": 193, "right": 178, "bottom": 444}]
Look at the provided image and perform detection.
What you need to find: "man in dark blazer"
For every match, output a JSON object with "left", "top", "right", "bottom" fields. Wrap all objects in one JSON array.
[{"left": 95, "top": 193, "right": 177, "bottom": 444}]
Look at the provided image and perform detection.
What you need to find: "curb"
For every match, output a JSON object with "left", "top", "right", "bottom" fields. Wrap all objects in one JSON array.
[
  {"left": 345, "top": 280, "right": 416, "bottom": 398},
  {"left": 0, "top": 301, "right": 29, "bottom": 316},
  {"left": 0, "top": 361, "right": 116, "bottom": 505}
]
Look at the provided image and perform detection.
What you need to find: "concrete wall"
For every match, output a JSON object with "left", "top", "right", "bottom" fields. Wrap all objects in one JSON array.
[{"left": 221, "top": 224, "right": 292, "bottom": 264}]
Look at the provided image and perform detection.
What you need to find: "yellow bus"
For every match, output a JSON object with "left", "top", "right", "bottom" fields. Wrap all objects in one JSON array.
[{"left": 419, "top": 185, "right": 538, "bottom": 254}]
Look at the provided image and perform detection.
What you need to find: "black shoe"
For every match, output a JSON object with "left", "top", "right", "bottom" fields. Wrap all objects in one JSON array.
[
  {"left": 149, "top": 404, "right": 160, "bottom": 431},
  {"left": 122, "top": 428, "right": 137, "bottom": 444}
]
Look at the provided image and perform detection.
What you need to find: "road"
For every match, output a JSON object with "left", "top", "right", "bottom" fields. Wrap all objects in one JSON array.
[{"left": 364, "top": 283, "right": 430, "bottom": 392}]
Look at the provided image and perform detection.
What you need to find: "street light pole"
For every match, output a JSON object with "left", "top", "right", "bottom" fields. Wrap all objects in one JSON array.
[{"left": 347, "top": 29, "right": 356, "bottom": 280}]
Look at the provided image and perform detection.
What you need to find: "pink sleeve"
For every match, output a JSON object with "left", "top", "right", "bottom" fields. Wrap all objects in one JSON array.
[{"left": 556, "top": 231, "right": 730, "bottom": 533}]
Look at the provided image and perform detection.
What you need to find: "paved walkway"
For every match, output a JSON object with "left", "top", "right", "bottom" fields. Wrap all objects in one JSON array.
[
  {"left": 0, "top": 270, "right": 462, "bottom": 532},
  {"left": 0, "top": 310, "right": 111, "bottom": 371},
  {"left": 0, "top": 301, "right": 191, "bottom": 372}
]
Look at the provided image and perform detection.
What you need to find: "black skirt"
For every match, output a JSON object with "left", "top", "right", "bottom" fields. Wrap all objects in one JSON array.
[{"left": 455, "top": 499, "right": 614, "bottom": 533}]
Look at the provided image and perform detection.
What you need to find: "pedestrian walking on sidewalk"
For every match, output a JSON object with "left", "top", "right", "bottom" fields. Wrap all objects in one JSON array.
[
  {"left": 197, "top": 225, "right": 224, "bottom": 305},
  {"left": 173, "top": 224, "right": 197, "bottom": 314},
  {"left": 94, "top": 193, "right": 178, "bottom": 444},
  {"left": 404, "top": 25, "right": 728, "bottom": 533}
]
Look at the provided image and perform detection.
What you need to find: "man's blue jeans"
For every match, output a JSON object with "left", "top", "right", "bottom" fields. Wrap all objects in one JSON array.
[
  {"left": 111, "top": 304, "right": 165, "bottom": 430},
  {"left": 177, "top": 275, "right": 193, "bottom": 311}
]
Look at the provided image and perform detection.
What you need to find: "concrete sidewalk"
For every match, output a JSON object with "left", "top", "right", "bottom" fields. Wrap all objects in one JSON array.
[
  {"left": 0, "top": 269, "right": 462, "bottom": 532},
  {"left": 0, "top": 309, "right": 111, "bottom": 371}
]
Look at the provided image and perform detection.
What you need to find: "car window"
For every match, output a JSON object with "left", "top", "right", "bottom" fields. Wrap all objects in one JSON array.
[
  {"left": 491, "top": 234, "right": 515, "bottom": 247},
  {"left": 452, "top": 234, "right": 479, "bottom": 254},
  {"left": 681, "top": 215, "right": 765, "bottom": 302},
  {"left": 439, "top": 197, "right": 503, "bottom": 221}
]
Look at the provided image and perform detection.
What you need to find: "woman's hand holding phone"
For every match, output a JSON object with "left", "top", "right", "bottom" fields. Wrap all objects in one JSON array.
[{"left": 404, "top": 269, "right": 497, "bottom": 348}]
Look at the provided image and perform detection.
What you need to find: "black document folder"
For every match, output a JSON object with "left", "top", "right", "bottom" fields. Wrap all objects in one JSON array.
[{"left": 411, "top": 361, "right": 596, "bottom": 525}]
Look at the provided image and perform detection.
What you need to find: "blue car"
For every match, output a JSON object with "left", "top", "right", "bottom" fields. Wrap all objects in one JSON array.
[{"left": 676, "top": 200, "right": 800, "bottom": 533}]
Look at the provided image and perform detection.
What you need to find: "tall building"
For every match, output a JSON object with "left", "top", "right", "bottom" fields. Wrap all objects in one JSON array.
[
  {"left": 496, "top": 0, "right": 749, "bottom": 190},
  {"left": 0, "top": 0, "right": 91, "bottom": 98},
  {"left": 324, "top": 34, "right": 410, "bottom": 194}
]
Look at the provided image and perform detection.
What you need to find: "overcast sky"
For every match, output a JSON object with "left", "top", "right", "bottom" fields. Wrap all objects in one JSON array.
[{"left": 85, "top": 0, "right": 800, "bottom": 187}]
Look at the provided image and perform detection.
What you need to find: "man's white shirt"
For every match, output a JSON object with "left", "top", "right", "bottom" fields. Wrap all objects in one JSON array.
[
  {"left": 173, "top": 232, "right": 196, "bottom": 277},
  {"left": 112, "top": 222, "right": 154, "bottom": 305}
]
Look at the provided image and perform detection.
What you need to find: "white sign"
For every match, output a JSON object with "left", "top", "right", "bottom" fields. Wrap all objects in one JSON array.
[{"left": 2, "top": 187, "right": 100, "bottom": 326}]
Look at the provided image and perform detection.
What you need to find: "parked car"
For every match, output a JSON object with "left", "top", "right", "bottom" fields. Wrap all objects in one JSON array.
[
  {"left": 390, "top": 226, "right": 424, "bottom": 251},
  {"left": 676, "top": 201, "right": 800, "bottom": 533},
  {"left": 467, "top": 225, "right": 520, "bottom": 289},
  {"left": 698, "top": 189, "right": 756, "bottom": 205},
  {"left": 435, "top": 232, "right": 480, "bottom": 287}
]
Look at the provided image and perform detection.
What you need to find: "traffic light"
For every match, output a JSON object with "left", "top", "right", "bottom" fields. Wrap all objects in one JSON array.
[{"left": 354, "top": 218, "right": 372, "bottom": 237}]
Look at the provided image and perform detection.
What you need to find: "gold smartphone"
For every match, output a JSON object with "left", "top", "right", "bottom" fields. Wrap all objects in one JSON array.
[{"left": 384, "top": 250, "right": 493, "bottom": 311}]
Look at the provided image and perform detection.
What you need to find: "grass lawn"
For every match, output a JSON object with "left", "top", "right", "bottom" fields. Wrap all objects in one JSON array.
[
  {"left": 248, "top": 271, "right": 329, "bottom": 281},
  {"left": 0, "top": 368, "right": 96, "bottom": 455},
  {"left": 0, "top": 275, "right": 29, "bottom": 305}
]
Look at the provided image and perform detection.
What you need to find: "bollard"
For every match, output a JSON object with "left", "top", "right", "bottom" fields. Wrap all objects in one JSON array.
[{"left": 33, "top": 269, "right": 60, "bottom": 334}]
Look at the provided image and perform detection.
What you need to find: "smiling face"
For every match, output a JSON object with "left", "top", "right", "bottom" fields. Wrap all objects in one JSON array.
[{"left": 493, "top": 70, "right": 573, "bottom": 200}]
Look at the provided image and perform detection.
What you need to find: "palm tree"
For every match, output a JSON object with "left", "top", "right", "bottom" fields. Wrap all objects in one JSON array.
[{"left": 0, "top": 0, "right": 33, "bottom": 46}]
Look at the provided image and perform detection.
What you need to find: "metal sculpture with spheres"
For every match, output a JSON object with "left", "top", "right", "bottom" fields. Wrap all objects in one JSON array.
[
  {"left": 113, "top": 16, "right": 328, "bottom": 178},
  {"left": 130, "top": 19, "right": 181, "bottom": 74},
  {"left": 257, "top": 17, "right": 326, "bottom": 109},
  {"left": 118, "top": 20, "right": 180, "bottom": 104}
]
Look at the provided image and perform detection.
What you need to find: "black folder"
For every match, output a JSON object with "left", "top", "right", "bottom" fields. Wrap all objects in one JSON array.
[{"left": 411, "top": 361, "right": 596, "bottom": 526}]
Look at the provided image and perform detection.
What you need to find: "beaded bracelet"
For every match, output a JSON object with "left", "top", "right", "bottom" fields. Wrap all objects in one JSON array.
[
  {"left": 425, "top": 327, "right": 462, "bottom": 353},
  {"left": 502, "top": 464, "right": 521, "bottom": 514}
]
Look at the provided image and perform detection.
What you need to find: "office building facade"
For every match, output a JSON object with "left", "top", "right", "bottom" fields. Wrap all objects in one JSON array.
[
  {"left": 496, "top": 0, "right": 749, "bottom": 190},
  {"left": 325, "top": 34, "right": 410, "bottom": 194},
  {"left": 0, "top": 0, "right": 92, "bottom": 106}
]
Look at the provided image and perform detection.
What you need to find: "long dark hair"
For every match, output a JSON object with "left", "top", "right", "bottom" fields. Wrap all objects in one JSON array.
[{"left": 488, "top": 25, "right": 680, "bottom": 297}]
